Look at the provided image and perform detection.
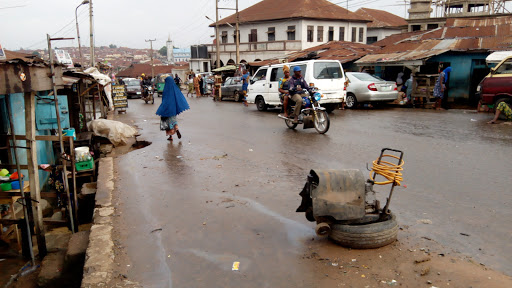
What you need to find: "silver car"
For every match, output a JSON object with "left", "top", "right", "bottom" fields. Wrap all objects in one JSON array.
[
  {"left": 220, "top": 77, "right": 244, "bottom": 102},
  {"left": 345, "top": 72, "right": 398, "bottom": 108}
]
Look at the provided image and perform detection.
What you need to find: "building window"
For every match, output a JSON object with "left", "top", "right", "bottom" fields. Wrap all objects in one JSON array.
[
  {"left": 317, "top": 26, "right": 324, "bottom": 42},
  {"left": 287, "top": 26, "right": 296, "bottom": 40},
  {"left": 221, "top": 31, "right": 228, "bottom": 44},
  {"left": 328, "top": 27, "right": 334, "bottom": 41},
  {"left": 249, "top": 29, "right": 258, "bottom": 42},
  {"left": 339, "top": 27, "right": 345, "bottom": 41},
  {"left": 358, "top": 28, "right": 364, "bottom": 43},
  {"left": 411, "top": 25, "right": 421, "bottom": 31},
  {"left": 351, "top": 27, "right": 357, "bottom": 42},
  {"left": 427, "top": 23, "right": 439, "bottom": 29},
  {"left": 367, "top": 36, "right": 378, "bottom": 44},
  {"left": 307, "top": 26, "right": 314, "bottom": 42},
  {"left": 267, "top": 27, "right": 275, "bottom": 42}
]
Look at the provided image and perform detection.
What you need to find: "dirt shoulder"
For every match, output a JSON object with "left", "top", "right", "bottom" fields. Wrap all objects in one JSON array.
[{"left": 302, "top": 233, "right": 511, "bottom": 287}]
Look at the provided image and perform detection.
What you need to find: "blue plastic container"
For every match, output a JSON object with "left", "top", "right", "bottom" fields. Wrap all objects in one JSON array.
[
  {"left": 63, "top": 128, "right": 76, "bottom": 140},
  {"left": 11, "top": 180, "right": 23, "bottom": 190}
]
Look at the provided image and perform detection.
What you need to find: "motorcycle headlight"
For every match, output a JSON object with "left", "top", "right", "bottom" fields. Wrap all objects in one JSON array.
[{"left": 314, "top": 92, "right": 322, "bottom": 102}]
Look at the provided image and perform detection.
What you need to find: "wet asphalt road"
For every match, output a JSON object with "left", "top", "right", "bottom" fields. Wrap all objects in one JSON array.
[{"left": 114, "top": 96, "right": 512, "bottom": 287}]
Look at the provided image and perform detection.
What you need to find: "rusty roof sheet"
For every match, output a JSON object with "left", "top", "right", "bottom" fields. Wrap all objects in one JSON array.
[
  {"left": 358, "top": 15, "right": 512, "bottom": 65},
  {"left": 212, "top": 0, "right": 368, "bottom": 27},
  {"left": 0, "top": 49, "right": 48, "bottom": 66},
  {"left": 249, "top": 41, "right": 379, "bottom": 66},
  {"left": 116, "top": 64, "right": 188, "bottom": 78},
  {"left": 355, "top": 8, "right": 408, "bottom": 28}
]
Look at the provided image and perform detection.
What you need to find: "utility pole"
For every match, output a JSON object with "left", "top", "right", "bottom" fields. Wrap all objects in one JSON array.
[
  {"left": 89, "top": 0, "right": 95, "bottom": 67},
  {"left": 76, "top": 0, "right": 89, "bottom": 67},
  {"left": 146, "top": 39, "right": 156, "bottom": 78},
  {"left": 235, "top": 0, "right": 239, "bottom": 65},
  {"left": 215, "top": 0, "right": 220, "bottom": 69}
]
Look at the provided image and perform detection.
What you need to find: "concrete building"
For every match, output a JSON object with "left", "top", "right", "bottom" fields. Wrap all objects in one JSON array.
[
  {"left": 355, "top": 8, "right": 408, "bottom": 44},
  {"left": 166, "top": 36, "right": 174, "bottom": 63},
  {"left": 190, "top": 45, "right": 211, "bottom": 73},
  {"left": 173, "top": 48, "right": 191, "bottom": 63},
  {"left": 209, "top": 0, "right": 369, "bottom": 67}
]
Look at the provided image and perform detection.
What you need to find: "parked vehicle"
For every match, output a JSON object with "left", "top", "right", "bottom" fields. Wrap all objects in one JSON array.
[
  {"left": 345, "top": 72, "right": 398, "bottom": 109},
  {"left": 477, "top": 55, "right": 512, "bottom": 112},
  {"left": 278, "top": 88, "right": 330, "bottom": 134},
  {"left": 125, "top": 79, "right": 142, "bottom": 99},
  {"left": 155, "top": 74, "right": 172, "bottom": 97},
  {"left": 220, "top": 77, "right": 243, "bottom": 101},
  {"left": 247, "top": 60, "right": 346, "bottom": 113}
]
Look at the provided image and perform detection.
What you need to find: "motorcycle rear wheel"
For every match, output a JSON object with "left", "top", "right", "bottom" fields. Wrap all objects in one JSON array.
[
  {"left": 314, "top": 110, "right": 330, "bottom": 134},
  {"left": 285, "top": 119, "right": 297, "bottom": 129}
]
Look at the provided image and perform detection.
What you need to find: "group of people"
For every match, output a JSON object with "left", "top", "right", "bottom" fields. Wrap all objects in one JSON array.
[
  {"left": 277, "top": 65, "right": 312, "bottom": 123},
  {"left": 186, "top": 74, "right": 209, "bottom": 98}
]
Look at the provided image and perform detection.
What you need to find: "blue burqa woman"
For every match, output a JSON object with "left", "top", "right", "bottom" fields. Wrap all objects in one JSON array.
[{"left": 156, "top": 76, "right": 190, "bottom": 141}]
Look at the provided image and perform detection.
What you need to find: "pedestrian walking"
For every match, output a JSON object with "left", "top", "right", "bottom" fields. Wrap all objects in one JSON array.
[
  {"left": 241, "top": 69, "right": 249, "bottom": 107},
  {"left": 187, "top": 74, "right": 194, "bottom": 97},
  {"left": 174, "top": 74, "right": 181, "bottom": 89},
  {"left": 156, "top": 76, "right": 190, "bottom": 141},
  {"left": 194, "top": 74, "right": 201, "bottom": 97}
]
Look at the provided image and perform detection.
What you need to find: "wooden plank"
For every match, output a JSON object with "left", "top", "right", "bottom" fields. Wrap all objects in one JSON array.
[
  {"left": 0, "top": 134, "right": 73, "bottom": 142},
  {"left": 0, "top": 218, "right": 23, "bottom": 225},
  {"left": 25, "top": 91, "right": 47, "bottom": 258}
]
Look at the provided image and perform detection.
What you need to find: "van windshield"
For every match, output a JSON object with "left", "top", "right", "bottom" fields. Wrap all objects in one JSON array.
[
  {"left": 495, "top": 60, "right": 512, "bottom": 74},
  {"left": 314, "top": 62, "right": 342, "bottom": 79}
]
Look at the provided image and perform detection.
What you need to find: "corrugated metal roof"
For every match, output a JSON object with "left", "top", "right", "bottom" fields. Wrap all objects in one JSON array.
[
  {"left": 0, "top": 49, "right": 47, "bottom": 66},
  {"left": 355, "top": 8, "right": 408, "bottom": 28},
  {"left": 249, "top": 41, "right": 378, "bottom": 66},
  {"left": 357, "top": 15, "right": 512, "bottom": 65},
  {"left": 211, "top": 0, "right": 369, "bottom": 27}
]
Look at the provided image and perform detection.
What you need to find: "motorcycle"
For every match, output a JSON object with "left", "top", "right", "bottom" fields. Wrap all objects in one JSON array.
[
  {"left": 142, "top": 85, "right": 155, "bottom": 104},
  {"left": 278, "top": 88, "right": 330, "bottom": 134}
]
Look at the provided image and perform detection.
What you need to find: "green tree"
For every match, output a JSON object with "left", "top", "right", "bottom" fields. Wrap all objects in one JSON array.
[
  {"left": 109, "top": 44, "right": 117, "bottom": 49},
  {"left": 158, "top": 46, "right": 167, "bottom": 56},
  {"left": 32, "top": 51, "right": 40, "bottom": 57}
]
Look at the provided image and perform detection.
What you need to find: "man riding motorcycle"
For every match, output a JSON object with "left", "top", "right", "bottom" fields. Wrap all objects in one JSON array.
[
  {"left": 141, "top": 75, "right": 152, "bottom": 98},
  {"left": 287, "top": 66, "right": 312, "bottom": 123}
]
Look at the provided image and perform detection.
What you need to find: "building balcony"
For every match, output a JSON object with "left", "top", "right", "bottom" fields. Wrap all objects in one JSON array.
[{"left": 208, "top": 40, "right": 302, "bottom": 53}]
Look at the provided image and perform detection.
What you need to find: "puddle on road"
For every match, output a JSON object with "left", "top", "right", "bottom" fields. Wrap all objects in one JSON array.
[{"left": 132, "top": 140, "right": 152, "bottom": 149}]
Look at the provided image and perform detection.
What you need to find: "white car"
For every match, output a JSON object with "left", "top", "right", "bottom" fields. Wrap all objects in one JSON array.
[
  {"left": 247, "top": 60, "right": 346, "bottom": 113},
  {"left": 345, "top": 72, "right": 398, "bottom": 108}
]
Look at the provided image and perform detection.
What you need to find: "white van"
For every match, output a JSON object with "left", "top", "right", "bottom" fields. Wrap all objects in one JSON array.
[{"left": 247, "top": 60, "right": 346, "bottom": 112}]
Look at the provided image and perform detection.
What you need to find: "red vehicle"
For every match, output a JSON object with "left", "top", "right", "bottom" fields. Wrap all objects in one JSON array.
[{"left": 478, "top": 56, "right": 512, "bottom": 108}]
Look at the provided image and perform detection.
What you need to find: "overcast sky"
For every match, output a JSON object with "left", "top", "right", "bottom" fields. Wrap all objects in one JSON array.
[{"left": 1, "top": 0, "right": 511, "bottom": 51}]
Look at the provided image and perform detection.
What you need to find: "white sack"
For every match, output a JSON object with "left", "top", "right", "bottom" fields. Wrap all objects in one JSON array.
[
  {"left": 84, "top": 67, "right": 114, "bottom": 111},
  {"left": 88, "top": 119, "right": 137, "bottom": 146}
]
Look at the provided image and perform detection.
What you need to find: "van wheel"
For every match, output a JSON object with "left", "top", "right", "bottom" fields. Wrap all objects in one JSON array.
[
  {"left": 496, "top": 98, "right": 512, "bottom": 120},
  {"left": 256, "top": 97, "right": 267, "bottom": 111}
]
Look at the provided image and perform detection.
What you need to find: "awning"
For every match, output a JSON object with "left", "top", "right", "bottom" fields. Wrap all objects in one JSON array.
[
  {"left": 355, "top": 49, "right": 450, "bottom": 66},
  {"left": 212, "top": 65, "right": 237, "bottom": 72},
  {"left": 486, "top": 51, "right": 512, "bottom": 64}
]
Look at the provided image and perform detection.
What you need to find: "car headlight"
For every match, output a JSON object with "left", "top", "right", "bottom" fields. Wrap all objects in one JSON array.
[
  {"left": 476, "top": 84, "right": 481, "bottom": 92},
  {"left": 314, "top": 92, "right": 322, "bottom": 102}
]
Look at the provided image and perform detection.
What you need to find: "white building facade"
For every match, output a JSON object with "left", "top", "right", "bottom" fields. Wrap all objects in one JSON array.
[{"left": 209, "top": 0, "right": 369, "bottom": 67}]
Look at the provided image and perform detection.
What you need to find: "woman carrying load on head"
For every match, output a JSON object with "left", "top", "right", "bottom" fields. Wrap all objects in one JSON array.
[
  {"left": 156, "top": 76, "right": 190, "bottom": 141},
  {"left": 278, "top": 65, "right": 292, "bottom": 118}
]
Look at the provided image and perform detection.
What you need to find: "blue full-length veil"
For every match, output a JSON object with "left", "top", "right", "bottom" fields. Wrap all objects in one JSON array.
[{"left": 156, "top": 76, "right": 190, "bottom": 117}]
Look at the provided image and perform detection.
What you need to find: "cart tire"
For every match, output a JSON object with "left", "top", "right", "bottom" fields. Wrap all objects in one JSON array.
[{"left": 329, "top": 214, "right": 398, "bottom": 249}]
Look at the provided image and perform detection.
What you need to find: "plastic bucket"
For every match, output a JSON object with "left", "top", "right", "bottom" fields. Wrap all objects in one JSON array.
[
  {"left": 1, "top": 182, "right": 12, "bottom": 191},
  {"left": 63, "top": 128, "right": 76, "bottom": 140}
]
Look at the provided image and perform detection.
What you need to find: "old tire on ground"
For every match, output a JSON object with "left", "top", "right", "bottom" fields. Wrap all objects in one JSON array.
[
  {"left": 329, "top": 214, "right": 398, "bottom": 249},
  {"left": 316, "top": 223, "right": 331, "bottom": 236},
  {"left": 256, "top": 96, "right": 267, "bottom": 111}
]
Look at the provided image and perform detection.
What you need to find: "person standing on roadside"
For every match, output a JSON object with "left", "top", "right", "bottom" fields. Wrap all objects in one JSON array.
[
  {"left": 193, "top": 74, "right": 201, "bottom": 97},
  {"left": 241, "top": 69, "right": 249, "bottom": 107},
  {"left": 433, "top": 67, "right": 451, "bottom": 110},
  {"left": 186, "top": 74, "right": 194, "bottom": 97}
]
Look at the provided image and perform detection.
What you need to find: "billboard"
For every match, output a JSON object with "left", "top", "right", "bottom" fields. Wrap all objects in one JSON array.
[{"left": 0, "top": 43, "right": 6, "bottom": 61}]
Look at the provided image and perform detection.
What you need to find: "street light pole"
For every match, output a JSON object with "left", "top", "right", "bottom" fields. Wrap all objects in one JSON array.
[
  {"left": 89, "top": 0, "right": 95, "bottom": 67},
  {"left": 235, "top": 0, "right": 239, "bottom": 65},
  {"left": 75, "top": 0, "right": 89, "bottom": 67},
  {"left": 215, "top": 0, "right": 220, "bottom": 69},
  {"left": 146, "top": 39, "right": 156, "bottom": 79}
]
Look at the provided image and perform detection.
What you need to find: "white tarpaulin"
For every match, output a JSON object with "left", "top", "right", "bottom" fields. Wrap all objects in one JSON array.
[
  {"left": 486, "top": 51, "right": 512, "bottom": 64},
  {"left": 84, "top": 67, "right": 114, "bottom": 110},
  {"left": 87, "top": 119, "right": 137, "bottom": 146}
]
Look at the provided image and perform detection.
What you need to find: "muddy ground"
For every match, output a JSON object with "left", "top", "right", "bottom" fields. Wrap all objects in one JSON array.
[{"left": 109, "top": 96, "right": 512, "bottom": 287}]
